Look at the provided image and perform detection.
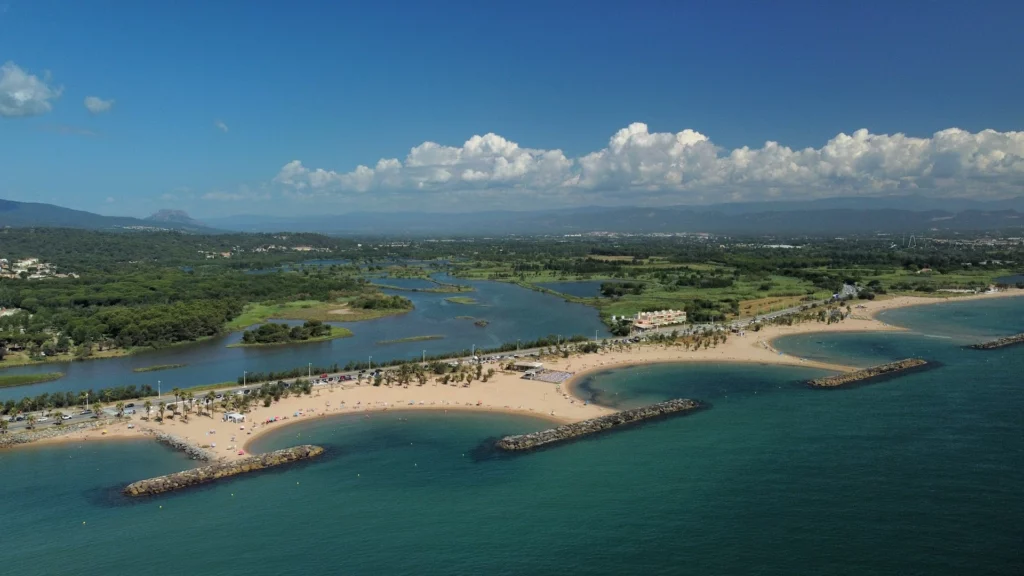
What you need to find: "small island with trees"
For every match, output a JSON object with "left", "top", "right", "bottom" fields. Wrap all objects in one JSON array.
[{"left": 232, "top": 320, "right": 350, "bottom": 347}]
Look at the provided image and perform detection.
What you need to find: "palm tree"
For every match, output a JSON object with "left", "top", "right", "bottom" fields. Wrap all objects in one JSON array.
[
  {"left": 92, "top": 401, "right": 104, "bottom": 418},
  {"left": 1, "top": 418, "right": 9, "bottom": 434},
  {"left": 171, "top": 387, "right": 181, "bottom": 411},
  {"left": 26, "top": 414, "right": 36, "bottom": 429},
  {"left": 115, "top": 401, "right": 125, "bottom": 418},
  {"left": 144, "top": 400, "right": 153, "bottom": 419},
  {"left": 205, "top": 392, "right": 215, "bottom": 416},
  {"left": 53, "top": 410, "right": 65, "bottom": 425},
  {"left": 157, "top": 401, "right": 166, "bottom": 421}
]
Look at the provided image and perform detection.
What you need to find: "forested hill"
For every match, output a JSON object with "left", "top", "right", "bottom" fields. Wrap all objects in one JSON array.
[
  {"left": 206, "top": 206, "right": 1024, "bottom": 235},
  {"left": 0, "top": 228, "right": 348, "bottom": 270},
  {"left": 0, "top": 199, "right": 215, "bottom": 232}
]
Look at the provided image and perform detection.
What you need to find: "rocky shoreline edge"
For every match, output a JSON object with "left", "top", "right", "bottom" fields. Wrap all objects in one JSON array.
[
  {"left": 969, "top": 333, "right": 1024, "bottom": 350},
  {"left": 808, "top": 358, "right": 929, "bottom": 388},
  {"left": 0, "top": 418, "right": 120, "bottom": 448},
  {"left": 495, "top": 398, "right": 702, "bottom": 452},
  {"left": 123, "top": 445, "right": 325, "bottom": 496}
]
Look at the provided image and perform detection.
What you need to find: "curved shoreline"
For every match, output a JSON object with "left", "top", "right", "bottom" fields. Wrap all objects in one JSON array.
[
  {"left": 10, "top": 289, "right": 1022, "bottom": 460},
  {"left": 241, "top": 406, "right": 564, "bottom": 455}
]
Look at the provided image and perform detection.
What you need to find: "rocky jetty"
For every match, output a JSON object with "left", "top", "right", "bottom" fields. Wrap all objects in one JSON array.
[
  {"left": 969, "top": 333, "right": 1024, "bottom": 350},
  {"left": 808, "top": 358, "right": 928, "bottom": 388},
  {"left": 123, "top": 445, "right": 324, "bottom": 496},
  {"left": 496, "top": 399, "right": 701, "bottom": 452},
  {"left": 0, "top": 418, "right": 118, "bottom": 448},
  {"left": 152, "top": 432, "right": 214, "bottom": 461}
]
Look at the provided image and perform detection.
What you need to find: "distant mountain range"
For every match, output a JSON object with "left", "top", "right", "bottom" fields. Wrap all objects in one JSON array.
[
  {"left": 0, "top": 200, "right": 214, "bottom": 232},
  {"left": 204, "top": 195, "right": 1024, "bottom": 236},
  {"left": 2, "top": 196, "right": 1023, "bottom": 236}
]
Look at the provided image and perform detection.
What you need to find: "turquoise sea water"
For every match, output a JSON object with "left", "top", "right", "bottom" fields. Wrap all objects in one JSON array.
[{"left": 1, "top": 297, "right": 1022, "bottom": 575}]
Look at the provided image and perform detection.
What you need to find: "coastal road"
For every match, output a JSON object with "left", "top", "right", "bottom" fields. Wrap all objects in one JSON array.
[{"left": 3, "top": 297, "right": 837, "bottom": 432}]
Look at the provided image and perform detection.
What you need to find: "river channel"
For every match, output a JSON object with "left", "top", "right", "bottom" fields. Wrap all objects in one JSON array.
[{"left": 0, "top": 276, "right": 608, "bottom": 400}]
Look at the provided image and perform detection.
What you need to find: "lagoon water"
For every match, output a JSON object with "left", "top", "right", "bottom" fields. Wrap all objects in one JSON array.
[
  {"left": 1, "top": 297, "right": 1022, "bottom": 575},
  {"left": 0, "top": 277, "right": 608, "bottom": 401}
]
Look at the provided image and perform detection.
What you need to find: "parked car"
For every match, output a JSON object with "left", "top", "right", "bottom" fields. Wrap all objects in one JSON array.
[
  {"left": 61, "top": 414, "right": 72, "bottom": 420},
  {"left": 38, "top": 416, "right": 50, "bottom": 422},
  {"left": 125, "top": 403, "right": 135, "bottom": 408}
]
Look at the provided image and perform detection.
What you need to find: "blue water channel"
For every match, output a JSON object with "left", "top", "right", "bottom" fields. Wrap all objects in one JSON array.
[{"left": 0, "top": 275, "right": 608, "bottom": 400}]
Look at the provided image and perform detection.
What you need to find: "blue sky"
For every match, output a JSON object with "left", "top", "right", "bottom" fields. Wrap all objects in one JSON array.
[{"left": 1, "top": 0, "right": 1023, "bottom": 217}]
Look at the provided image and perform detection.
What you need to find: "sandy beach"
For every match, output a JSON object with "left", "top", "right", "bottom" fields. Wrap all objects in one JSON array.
[{"left": 17, "top": 289, "right": 1023, "bottom": 460}]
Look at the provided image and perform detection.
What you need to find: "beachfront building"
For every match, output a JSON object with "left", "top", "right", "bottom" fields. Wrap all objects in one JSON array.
[
  {"left": 511, "top": 361, "right": 544, "bottom": 372},
  {"left": 631, "top": 309, "right": 687, "bottom": 331},
  {"left": 224, "top": 412, "right": 245, "bottom": 423}
]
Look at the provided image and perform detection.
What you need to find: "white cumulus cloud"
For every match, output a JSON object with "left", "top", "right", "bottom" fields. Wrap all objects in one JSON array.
[
  {"left": 84, "top": 96, "right": 114, "bottom": 114},
  {"left": 272, "top": 124, "right": 1024, "bottom": 203},
  {"left": 0, "top": 61, "right": 62, "bottom": 118},
  {"left": 214, "top": 119, "right": 229, "bottom": 133}
]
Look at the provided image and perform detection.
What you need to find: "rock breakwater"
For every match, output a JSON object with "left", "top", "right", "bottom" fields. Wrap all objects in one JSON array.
[
  {"left": 152, "top": 432, "right": 215, "bottom": 461},
  {"left": 808, "top": 358, "right": 928, "bottom": 388},
  {"left": 496, "top": 399, "right": 701, "bottom": 452},
  {"left": 123, "top": 445, "right": 324, "bottom": 496},
  {"left": 969, "top": 333, "right": 1024, "bottom": 350}
]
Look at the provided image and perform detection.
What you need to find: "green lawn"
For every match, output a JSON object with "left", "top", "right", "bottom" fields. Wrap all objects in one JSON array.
[{"left": 226, "top": 299, "right": 409, "bottom": 330}]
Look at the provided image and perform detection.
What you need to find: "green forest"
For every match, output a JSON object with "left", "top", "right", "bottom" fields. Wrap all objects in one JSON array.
[
  {"left": 0, "top": 227, "right": 1020, "bottom": 366},
  {"left": 239, "top": 320, "right": 336, "bottom": 345}
]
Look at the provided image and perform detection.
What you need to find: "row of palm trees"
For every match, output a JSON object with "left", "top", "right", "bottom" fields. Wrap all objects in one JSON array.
[{"left": 361, "top": 361, "right": 497, "bottom": 388}]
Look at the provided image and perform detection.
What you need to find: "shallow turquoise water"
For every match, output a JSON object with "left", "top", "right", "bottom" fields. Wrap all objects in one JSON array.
[{"left": 1, "top": 297, "right": 1022, "bottom": 575}]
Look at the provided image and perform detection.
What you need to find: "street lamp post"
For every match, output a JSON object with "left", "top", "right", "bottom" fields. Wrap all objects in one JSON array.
[
  {"left": 308, "top": 363, "right": 311, "bottom": 379},
  {"left": 517, "top": 339, "right": 520, "bottom": 351},
  {"left": 368, "top": 355, "right": 372, "bottom": 370},
  {"left": 422, "top": 350, "right": 425, "bottom": 363},
  {"left": 243, "top": 371, "right": 247, "bottom": 387},
  {"left": 157, "top": 380, "right": 161, "bottom": 399}
]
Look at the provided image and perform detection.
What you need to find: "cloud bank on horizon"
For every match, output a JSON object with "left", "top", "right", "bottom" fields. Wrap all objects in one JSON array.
[{"left": 274, "top": 123, "right": 1024, "bottom": 204}]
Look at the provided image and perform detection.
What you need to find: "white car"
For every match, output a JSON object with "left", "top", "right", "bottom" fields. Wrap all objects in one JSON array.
[
  {"left": 62, "top": 414, "right": 72, "bottom": 420},
  {"left": 38, "top": 416, "right": 50, "bottom": 422}
]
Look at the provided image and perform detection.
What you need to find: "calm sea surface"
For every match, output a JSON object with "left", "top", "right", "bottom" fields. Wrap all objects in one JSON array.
[{"left": 1, "top": 297, "right": 1021, "bottom": 575}]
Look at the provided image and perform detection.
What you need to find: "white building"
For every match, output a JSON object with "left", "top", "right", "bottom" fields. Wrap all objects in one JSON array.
[{"left": 632, "top": 309, "right": 687, "bottom": 331}]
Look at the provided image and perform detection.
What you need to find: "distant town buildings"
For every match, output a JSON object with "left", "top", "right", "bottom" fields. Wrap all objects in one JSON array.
[{"left": 0, "top": 257, "right": 77, "bottom": 280}]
